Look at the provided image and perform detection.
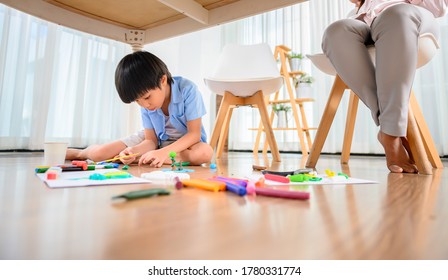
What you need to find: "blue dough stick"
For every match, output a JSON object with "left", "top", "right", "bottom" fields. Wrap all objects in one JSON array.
[{"left": 162, "top": 168, "right": 195, "bottom": 173}]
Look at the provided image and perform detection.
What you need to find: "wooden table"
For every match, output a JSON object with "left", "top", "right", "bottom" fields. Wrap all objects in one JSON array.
[{"left": 0, "top": 0, "right": 308, "bottom": 47}]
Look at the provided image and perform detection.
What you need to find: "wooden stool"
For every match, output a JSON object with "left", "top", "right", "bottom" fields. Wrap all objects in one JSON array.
[{"left": 305, "top": 75, "right": 443, "bottom": 175}]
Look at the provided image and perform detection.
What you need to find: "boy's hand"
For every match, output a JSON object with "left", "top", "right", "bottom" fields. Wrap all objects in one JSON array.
[
  {"left": 119, "top": 148, "right": 138, "bottom": 165},
  {"left": 139, "top": 150, "right": 168, "bottom": 168}
]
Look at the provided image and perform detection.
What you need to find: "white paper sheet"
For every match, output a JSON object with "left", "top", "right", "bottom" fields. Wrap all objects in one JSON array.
[
  {"left": 36, "top": 168, "right": 151, "bottom": 188},
  {"left": 247, "top": 174, "right": 377, "bottom": 186}
]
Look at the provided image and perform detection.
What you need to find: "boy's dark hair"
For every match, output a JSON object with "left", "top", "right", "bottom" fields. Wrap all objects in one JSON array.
[{"left": 115, "top": 51, "right": 174, "bottom": 103}]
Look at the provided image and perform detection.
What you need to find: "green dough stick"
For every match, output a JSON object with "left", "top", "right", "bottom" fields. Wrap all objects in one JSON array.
[
  {"left": 174, "top": 161, "right": 190, "bottom": 166},
  {"left": 112, "top": 188, "right": 170, "bottom": 200}
]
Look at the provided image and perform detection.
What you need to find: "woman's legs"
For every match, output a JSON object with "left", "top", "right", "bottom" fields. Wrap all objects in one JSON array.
[
  {"left": 372, "top": 4, "right": 437, "bottom": 173},
  {"left": 322, "top": 6, "right": 437, "bottom": 173},
  {"left": 372, "top": 4, "right": 437, "bottom": 136},
  {"left": 322, "top": 19, "right": 380, "bottom": 125}
]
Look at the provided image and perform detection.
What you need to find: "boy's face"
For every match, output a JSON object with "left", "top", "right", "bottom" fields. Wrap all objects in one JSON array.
[{"left": 135, "top": 75, "right": 168, "bottom": 111}]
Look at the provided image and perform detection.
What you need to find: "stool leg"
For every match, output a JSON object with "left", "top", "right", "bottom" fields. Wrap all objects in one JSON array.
[
  {"left": 341, "top": 91, "right": 359, "bottom": 164},
  {"left": 407, "top": 104, "right": 433, "bottom": 175},
  {"left": 306, "top": 75, "right": 347, "bottom": 168},
  {"left": 409, "top": 92, "right": 443, "bottom": 169}
]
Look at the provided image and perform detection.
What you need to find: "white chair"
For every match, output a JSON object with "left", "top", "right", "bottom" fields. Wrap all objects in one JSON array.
[
  {"left": 306, "top": 33, "right": 443, "bottom": 174},
  {"left": 205, "top": 43, "right": 283, "bottom": 161}
]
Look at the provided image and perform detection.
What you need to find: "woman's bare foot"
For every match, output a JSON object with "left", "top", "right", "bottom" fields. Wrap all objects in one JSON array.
[
  {"left": 400, "top": 137, "right": 415, "bottom": 163},
  {"left": 377, "top": 131, "right": 418, "bottom": 173}
]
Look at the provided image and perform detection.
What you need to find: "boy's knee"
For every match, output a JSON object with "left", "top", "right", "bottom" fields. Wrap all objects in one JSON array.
[
  {"left": 201, "top": 144, "right": 214, "bottom": 163},
  {"left": 185, "top": 143, "right": 213, "bottom": 165}
]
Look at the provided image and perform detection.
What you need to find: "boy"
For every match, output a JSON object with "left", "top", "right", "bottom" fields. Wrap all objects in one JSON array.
[{"left": 66, "top": 51, "right": 213, "bottom": 167}]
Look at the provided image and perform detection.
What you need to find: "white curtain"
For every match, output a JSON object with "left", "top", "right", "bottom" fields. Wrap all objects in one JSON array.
[{"left": 0, "top": 4, "right": 137, "bottom": 150}]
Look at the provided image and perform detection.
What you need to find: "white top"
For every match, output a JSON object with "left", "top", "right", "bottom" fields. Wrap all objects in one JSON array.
[{"left": 353, "top": 0, "right": 448, "bottom": 26}]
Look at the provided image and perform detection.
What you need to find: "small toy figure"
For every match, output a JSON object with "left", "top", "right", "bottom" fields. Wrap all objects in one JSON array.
[
  {"left": 162, "top": 151, "right": 194, "bottom": 173},
  {"left": 169, "top": 151, "right": 177, "bottom": 171},
  {"left": 169, "top": 151, "right": 187, "bottom": 171}
]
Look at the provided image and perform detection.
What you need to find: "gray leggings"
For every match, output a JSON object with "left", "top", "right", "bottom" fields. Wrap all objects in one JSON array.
[{"left": 322, "top": 4, "right": 439, "bottom": 137}]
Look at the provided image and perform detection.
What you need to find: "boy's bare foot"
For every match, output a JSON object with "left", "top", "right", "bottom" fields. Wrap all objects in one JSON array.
[
  {"left": 377, "top": 131, "right": 418, "bottom": 173},
  {"left": 66, "top": 148, "right": 84, "bottom": 160}
]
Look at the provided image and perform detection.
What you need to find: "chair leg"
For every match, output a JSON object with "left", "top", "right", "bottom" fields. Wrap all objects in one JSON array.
[
  {"left": 212, "top": 91, "right": 281, "bottom": 162},
  {"left": 306, "top": 75, "right": 348, "bottom": 168},
  {"left": 247, "top": 91, "right": 281, "bottom": 162},
  {"left": 261, "top": 107, "right": 276, "bottom": 155},
  {"left": 409, "top": 92, "right": 443, "bottom": 169},
  {"left": 407, "top": 104, "right": 433, "bottom": 175},
  {"left": 258, "top": 94, "right": 275, "bottom": 156},
  {"left": 341, "top": 91, "right": 359, "bottom": 164},
  {"left": 216, "top": 106, "right": 234, "bottom": 158},
  {"left": 210, "top": 92, "right": 234, "bottom": 155}
]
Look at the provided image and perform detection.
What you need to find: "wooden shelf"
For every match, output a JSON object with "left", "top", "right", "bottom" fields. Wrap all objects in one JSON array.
[
  {"left": 249, "top": 127, "right": 317, "bottom": 131},
  {"left": 289, "top": 70, "right": 306, "bottom": 76},
  {"left": 252, "top": 45, "right": 315, "bottom": 154},
  {"left": 269, "top": 98, "right": 314, "bottom": 104}
]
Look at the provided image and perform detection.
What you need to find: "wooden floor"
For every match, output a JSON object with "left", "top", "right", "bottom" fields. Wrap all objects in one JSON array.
[{"left": 0, "top": 151, "right": 447, "bottom": 260}]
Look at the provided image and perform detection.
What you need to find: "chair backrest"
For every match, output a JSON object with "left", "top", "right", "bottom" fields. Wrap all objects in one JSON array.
[
  {"left": 210, "top": 43, "right": 280, "bottom": 80},
  {"left": 308, "top": 33, "right": 440, "bottom": 76},
  {"left": 416, "top": 33, "right": 439, "bottom": 68}
]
